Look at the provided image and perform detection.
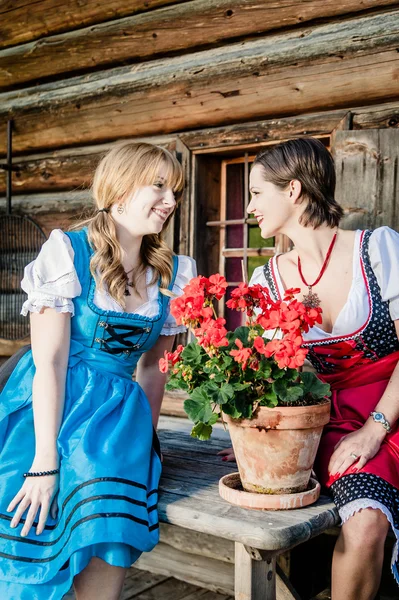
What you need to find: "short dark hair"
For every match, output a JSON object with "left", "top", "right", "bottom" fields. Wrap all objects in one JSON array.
[{"left": 253, "top": 137, "right": 344, "bottom": 228}]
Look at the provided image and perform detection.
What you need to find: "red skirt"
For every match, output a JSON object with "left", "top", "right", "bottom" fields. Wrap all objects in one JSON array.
[{"left": 314, "top": 350, "right": 399, "bottom": 490}]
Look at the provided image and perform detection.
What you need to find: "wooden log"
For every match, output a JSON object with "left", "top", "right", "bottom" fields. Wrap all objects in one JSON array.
[
  {"left": 0, "top": 191, "right": 92, "bottom": 214},
  {"left": 2, "top": 102, "right": 399, "bottom": 196},
  {"left": 1, "top": 0, "right": 397, "bottom": 90},
  {"left": 0, "top": 0, "right": 183, "bottom": 50},
  {"left": 1, "top": 11, "right": 398, "bottom": 154},
  {"left": 0, "top": 135, "right": 175, "bottom": 195}
]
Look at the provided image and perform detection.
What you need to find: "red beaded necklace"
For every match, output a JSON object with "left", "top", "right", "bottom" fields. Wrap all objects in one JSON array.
[{"left": 297, "top": 231, "right": 338, "bottom": 308}]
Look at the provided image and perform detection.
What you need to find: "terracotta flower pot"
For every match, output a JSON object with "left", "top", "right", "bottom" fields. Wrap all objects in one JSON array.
[{"left": 224, "top": 401, "right": 330, "bottom": 495}]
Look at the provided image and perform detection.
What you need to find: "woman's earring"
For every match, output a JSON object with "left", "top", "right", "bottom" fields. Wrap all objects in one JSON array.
[{"left": 117, "top": 204, "right": 124, "bottom": 214}]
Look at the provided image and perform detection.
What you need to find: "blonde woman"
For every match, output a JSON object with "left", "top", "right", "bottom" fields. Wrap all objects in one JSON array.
[{"left": 0, "top": 142, "right": 196, "bottom": 599}]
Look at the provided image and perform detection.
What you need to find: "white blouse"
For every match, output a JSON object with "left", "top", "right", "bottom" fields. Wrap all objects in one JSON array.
[
  {"left": 249, "top": 226, "right": 399, "bottom": 341},
  {"left": 20, "top": 229, "right": 197, "bottom": 336}
]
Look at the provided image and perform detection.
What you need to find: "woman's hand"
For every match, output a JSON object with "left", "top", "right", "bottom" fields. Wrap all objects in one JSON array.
[
  {"left": 328, "top": 420, "right": 386, "bottom": 477},
  {"left": 218, "top": 447, "right": 236, "bottom": 462},
  {"left": 7, "top": 465, "right": 59, "bottom": 537}
]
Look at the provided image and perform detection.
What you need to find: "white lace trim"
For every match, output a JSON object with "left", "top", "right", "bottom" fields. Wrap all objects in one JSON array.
[
  {"left": 21, "top": 297, "right": 75, "bottom": 317},
  {"left": 160, "top": 325, "right": 186, "bottom": 336},
  {"left": 339, "top": 499, "right": 399, "bottom": 583}
]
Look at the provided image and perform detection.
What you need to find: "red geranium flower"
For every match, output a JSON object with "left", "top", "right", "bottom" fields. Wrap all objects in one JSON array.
[
  {"left": 230, "top": 339, "right": 252, "bottom": 370},
  {"left": 206, "top": 274, "right": 228, "bottom": 300}
]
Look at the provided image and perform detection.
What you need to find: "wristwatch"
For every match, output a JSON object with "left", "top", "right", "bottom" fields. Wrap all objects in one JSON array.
[{"left": 370, "top": 411, "right": 391, "bottom": 432}]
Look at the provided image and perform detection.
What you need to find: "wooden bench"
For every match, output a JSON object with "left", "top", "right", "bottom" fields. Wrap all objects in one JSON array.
[
  {"left": 0, "top": 349, "right": 340, "bottom": 599},
  {"left": 136, "top": 416, "right": 339, "bottom": 600}
]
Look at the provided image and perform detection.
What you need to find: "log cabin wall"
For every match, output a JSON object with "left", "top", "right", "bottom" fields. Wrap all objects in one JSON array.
[{"left": 1, "top": 0, "right": 399, "bottom": 359}]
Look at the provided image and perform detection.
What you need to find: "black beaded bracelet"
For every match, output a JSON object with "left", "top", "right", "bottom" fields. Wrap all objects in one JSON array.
[{"left": 23, "top": 469, "right": 60, "bottom": 478}]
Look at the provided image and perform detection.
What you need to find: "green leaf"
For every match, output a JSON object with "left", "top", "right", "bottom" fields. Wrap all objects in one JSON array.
[
  {"left": 165, "top": 377, "right": 185, "bottom": 391},
  {"left": 257, "top": 360, "right": 272, "bottom": 379},
  {"left": 259, "top": 390, "right": 278, "bottom": 408},
  {"left": 222, "top": 403, "right": 243, "bottom": 419},
  {"left": 271, "top": 365, "right": 286, "bottom": 379},
  {"left": 184, "top": 388, "right": 213, "bottom": 423},
  {"left": 208, "top": 412, "right": 219, "bottom": 425},
  {"left": 190, "top": 422, "right": 213, "bottom": 441},
  {"left": 231, "top": 382, "right": 251, "bottom": 392},
  {"left": 203, "top": 381, "right": 221, "bottom": 403},
  {"left": 272, "top": 379, "right": 287, "bottom": 398},
  {"left": 234, "top": 394, "right": 253, "bottom": 418},
  {"left": 219, "top": 383, "right": 234, "bottom": 403},
  {"left": 227, "top": 326, "right": 251, "bottom": 348},
  {"left": 220, "top": 354, "right": 234, "bottom": 369},
  {"left": 181, "top": 342, "right": 203, "bottom": 365},
  {"left": 203, "top": 382, "right": 234, "bottom": 406},
  {"left": 285, "top": 368, "right": 300, "bottom": 382},
  {"left": 280, "top": 385, "right": 304, "bottom": 403},
  {"left": 300, "top": 371, "right": 331, "bottom": 398},
  {"left": 272, "top": 379, "right": 303, "bottom": 403}
]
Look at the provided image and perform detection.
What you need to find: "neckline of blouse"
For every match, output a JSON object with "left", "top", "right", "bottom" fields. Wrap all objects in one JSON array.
[{"left": 271, "top": 229, "right": 363, "bottom": 337}]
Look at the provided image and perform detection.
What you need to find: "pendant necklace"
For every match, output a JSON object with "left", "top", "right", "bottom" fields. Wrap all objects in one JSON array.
[
  {"left": 124, "top": 268, "right": 145, "bottom": 297},
  {"left": 297, "top": 231, "right": 338, "bottom": 309}
]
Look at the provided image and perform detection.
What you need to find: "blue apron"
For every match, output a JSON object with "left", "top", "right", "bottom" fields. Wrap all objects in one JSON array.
[{"left": 0, "top": 228, "right": 178, "bottom": 599}]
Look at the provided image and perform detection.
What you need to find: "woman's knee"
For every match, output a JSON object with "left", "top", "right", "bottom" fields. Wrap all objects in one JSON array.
[{"left": 340, "top": 508, "right": 390, "bottom": 551}]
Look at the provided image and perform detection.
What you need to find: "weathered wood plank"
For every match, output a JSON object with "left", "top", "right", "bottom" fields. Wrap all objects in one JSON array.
[
  {"left": 136, "top": 542, "right": 235, "bottom": 595},
  {"left": 161, "top": 391, "right": 188, "bottom": 418},
  {"left": 333, "top": 129, "right": 399, "bottom": 230},
  {"left": 160, "top": 522, "right": 234, "bottom": 563},
  {"left": 120, "top": 569, "right": 169, "bottom": 599},
  {"left": 235, "top": 543, "right": 276, "bottom": 600},
  {"left": 0, "top": 191, "right": 92, "bottom": 214},
  {"left": 352, "top": 100, "right": 399, "bottom": 129},
  {"left": 0, "top": 0, "right": 184, "bottom": 50},
  {"left": 1, "top": 11, "right": 398, "bottom": 154},
  {"left": 136, "top": 541, "right": 296, "bottom": 599},
  {"left": 180, "top": 112, "right": 347, "bottom": 152},
  {"left": 1, "top": 0, "right": 397, "bottom": 90},
  {"left": 0, "top": 135, "right": 175, "bottom": 195}
]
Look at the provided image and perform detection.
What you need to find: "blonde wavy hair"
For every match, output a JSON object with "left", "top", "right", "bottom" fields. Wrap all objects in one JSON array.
[{"left": 73, "top": 141, "right": 184, "bottom": 308}]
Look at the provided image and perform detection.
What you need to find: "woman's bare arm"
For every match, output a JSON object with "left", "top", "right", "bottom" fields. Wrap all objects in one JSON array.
[
  {"left": 7, "top": 308, "right": 71, "bottom": 536},
  {"left": 136, "top": 335, "right": 175, "bottom": 428}
]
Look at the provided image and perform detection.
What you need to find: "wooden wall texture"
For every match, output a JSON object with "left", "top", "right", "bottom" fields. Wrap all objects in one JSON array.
[{"left": 1, "top": 0, "right": 399, "bottom": 355}]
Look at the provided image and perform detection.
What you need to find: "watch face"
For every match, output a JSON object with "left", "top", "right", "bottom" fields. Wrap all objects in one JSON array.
[{"left": 374, "top": 412, "right": 384, "bottom": 421}]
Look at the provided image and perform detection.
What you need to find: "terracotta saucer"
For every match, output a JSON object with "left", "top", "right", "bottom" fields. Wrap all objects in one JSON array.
[{"left": 219, "top": 473, "right": 320, "bottom": 510}]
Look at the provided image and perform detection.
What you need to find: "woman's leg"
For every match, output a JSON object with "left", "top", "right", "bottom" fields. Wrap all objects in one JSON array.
[
  {"left": 332, "top": 507, "right": 390, "bottom": 600},
  {"left": 73, "top": 557, "right": 127, "bottom": 600}
]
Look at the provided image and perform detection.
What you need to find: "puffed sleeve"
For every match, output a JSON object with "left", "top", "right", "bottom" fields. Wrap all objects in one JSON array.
[
  {"left": 369, "top": 226, "right": 399, "bottom": 321},
  {"left": 20, "top": 229, "right": 82, "bottom": 317},
  {"left": 160, "top": 255, "right": 197, "bottom": 335},
  {"left": 249, "top": 265, "right": 266, "bottom": 288}
]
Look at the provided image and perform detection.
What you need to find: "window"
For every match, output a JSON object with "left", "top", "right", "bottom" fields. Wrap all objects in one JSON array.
[{"left": 202, "top": 153, "right": 290, "bottom": 330}]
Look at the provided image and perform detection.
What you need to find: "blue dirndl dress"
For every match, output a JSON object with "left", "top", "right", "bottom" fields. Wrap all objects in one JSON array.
[{"left": 0, "top": 228, "right": 178, "bottom": 599}]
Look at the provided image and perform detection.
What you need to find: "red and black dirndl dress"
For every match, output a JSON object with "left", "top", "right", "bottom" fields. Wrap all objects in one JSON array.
[{"left": 264, "top": 230, "right": 399, "bottom": 584}]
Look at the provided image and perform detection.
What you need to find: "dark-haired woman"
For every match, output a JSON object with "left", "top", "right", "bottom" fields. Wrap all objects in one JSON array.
[
  {"left": 221, "top": 137, "right": 399, "bottom": 600},
  {"left": 0, "top": 141, "right": 196, "bottom": 599}
]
